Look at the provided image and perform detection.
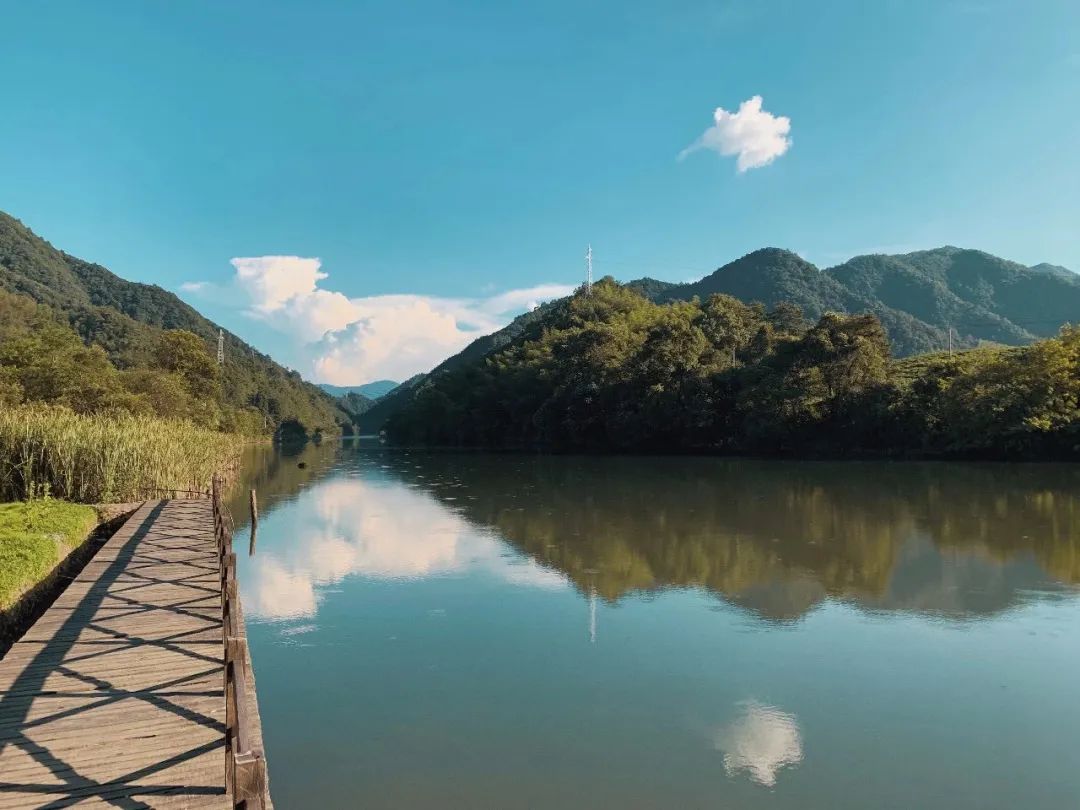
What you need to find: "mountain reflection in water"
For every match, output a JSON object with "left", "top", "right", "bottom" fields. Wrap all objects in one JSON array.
[{"left": 234, "top": 446, "right": 1080, "bottom": 624}]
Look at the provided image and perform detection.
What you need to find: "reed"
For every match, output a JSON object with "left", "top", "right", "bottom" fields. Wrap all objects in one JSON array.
[{"left": 0, "top": 405, "right": 243, "bottom": 503}]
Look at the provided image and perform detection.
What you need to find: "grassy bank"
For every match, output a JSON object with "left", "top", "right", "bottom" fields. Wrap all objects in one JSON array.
[
  {"left": 0, "top": 500, "right": 98, "bottom": 611},
  {"left": 0, "top": 405, "right": 243, "bottom": 502}
]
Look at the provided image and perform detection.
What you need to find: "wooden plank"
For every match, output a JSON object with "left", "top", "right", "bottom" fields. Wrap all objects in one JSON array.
[{"left": 0, "top": 499, "right": 234, "bottom": 809}]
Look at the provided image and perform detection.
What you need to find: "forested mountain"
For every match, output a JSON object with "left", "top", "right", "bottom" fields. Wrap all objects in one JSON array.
[
  {"left": 353, "top": 302, "right": 563, "bottom": 431},
  {"left": 354, "top": 378, "right": 424, "bottom": 432},
  {"left": 1030, "top": 262, "right": 1075, "bottom": 280},
  {"left": 337, "top": 391, "right": 375, "bottom": 417},
  {"left": 650, "top": 246, "right": 1080, "bottom": 356},
  {"left": 385, "top": 278, "right": 1080, "bottom": 458},
  {"left": 362, "top": 245, "right": 1079, "bottom": 434},
  {"left": 0, "top": 212, "right": 346, "bottom": 436}
]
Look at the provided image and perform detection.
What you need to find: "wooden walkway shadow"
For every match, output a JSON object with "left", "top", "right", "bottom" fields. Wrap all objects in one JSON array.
[{"left": 0, "top": 500, "right": 230, "bottom": 809}]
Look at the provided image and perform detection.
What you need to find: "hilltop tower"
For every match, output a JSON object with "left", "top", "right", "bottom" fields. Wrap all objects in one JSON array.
[{"left": 585, "top": 244, "right": 593, "bottom": 295}]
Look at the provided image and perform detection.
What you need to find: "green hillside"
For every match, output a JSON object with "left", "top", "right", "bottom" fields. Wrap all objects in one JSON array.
[
  {"left": 354, "top": 302, "right": 562, "bottom": 432},
  {"left": 648, "top": 246, "right": 1080, "bottom": 356},
  {"left": 338, "top": 391, "right": 375, "bottom": 417},
  {"left": 0, "top": 212, "right": 346, "bottom": 437},
  {"left": 385, "top": 278, "right": 1080, "bottom": 459},
  {"left": 365, "top": 244, "right": 1080, "bottom": 433}
]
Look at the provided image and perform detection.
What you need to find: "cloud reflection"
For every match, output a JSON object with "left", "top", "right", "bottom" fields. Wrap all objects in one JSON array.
[
  {"left": 714, "top": 701, "right": 803, "bottom": 787},
  {"left": 243, "top": 478, "right": 568, "bottom": 620}
]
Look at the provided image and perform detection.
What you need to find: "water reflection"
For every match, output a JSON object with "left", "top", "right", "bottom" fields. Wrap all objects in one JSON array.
[
  {"left": 379, "top": 454, "right": 1080, "bottom": 621},
  {"left": 242, "top": 470, "right": 567, "bottom": 621},
  {"left": 236, "top": 447, "right": 1080, "bottom": 624},
  {"left": 715, "top": 702, "right": 803, "bottom": 787},
  {"left": 231, "top": 447, "right": 1080, "bottom": 809}
]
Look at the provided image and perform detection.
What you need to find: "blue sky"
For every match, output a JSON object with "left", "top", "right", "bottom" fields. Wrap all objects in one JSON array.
[{"left": 2, "top": 1, "right": 1078, "bottom": 382}]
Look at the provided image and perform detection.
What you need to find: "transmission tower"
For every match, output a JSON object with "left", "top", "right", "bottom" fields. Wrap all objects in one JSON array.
[
  {"left": 217, "top": 329, "right": 224, "bottom": 365},
  {"left": 585, "top": 244, "right": 593, "bottom": 295}
]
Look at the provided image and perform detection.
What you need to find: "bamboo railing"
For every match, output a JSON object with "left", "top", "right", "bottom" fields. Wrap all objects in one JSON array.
[{"left": 212, "top": 475, "right": 269, "bottom": 809}]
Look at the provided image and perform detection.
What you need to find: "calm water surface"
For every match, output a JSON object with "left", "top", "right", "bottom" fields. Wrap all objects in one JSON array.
[{"left": 228, "top": 443, "right": 1080, "bottom": 809}]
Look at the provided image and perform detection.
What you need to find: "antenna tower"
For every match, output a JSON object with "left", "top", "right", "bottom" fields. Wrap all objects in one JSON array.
[
  {"left": 585, "top": 244, "right": 593, "bottom": 294},
  {"left": 217, "top": 329, "right": 224, "bottom": 365}
]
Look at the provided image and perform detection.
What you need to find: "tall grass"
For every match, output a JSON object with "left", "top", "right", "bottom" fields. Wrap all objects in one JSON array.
[{"left": 0, "top": 405, "right": 242, "bottom": 503}]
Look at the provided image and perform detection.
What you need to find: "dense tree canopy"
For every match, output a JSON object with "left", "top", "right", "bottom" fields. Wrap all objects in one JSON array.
[
  {"left": 0, "top": 212, "right": 347, "bottom": 437},
  {"left": 387, "top": 279, "right": 1080, "bottom": 459},
  {"left": 0, "top": 288, "right": 265, "bottom": 432}
]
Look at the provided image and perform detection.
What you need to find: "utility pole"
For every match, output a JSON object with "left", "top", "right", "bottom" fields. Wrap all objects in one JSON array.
[
  {"left": 217, "top": 329, "right": 224, "bottom": 365},
  {"left": 948, "top": 326, "right": 953, "bottom": 356},
  {"left": 585, "top": 244, "right": 593, "bottom": 295}
]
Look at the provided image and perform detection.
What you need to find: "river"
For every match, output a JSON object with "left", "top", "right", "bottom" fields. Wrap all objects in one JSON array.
[{"left": 226, "top": 441, "right": 1080, "bottom": 809}]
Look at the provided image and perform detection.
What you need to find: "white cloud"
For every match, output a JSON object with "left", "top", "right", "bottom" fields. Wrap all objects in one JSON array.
[
  {"left": 231, "top": 256, "right": 328, "bottom": 313},
  {"left": 179, "top": 280, "right": 211, "bottom": 293},
  {"left": 312, "top": 297, "right": 482, "bottom": 385},
  {"left": 679, "top": 95, "right": 792, "bottom": 173},
  {"left": 214, "top": 255, "right": 573, "bottom": 383},
  {"left": 714, "top": 701, "right": 803, "bottom": 787},
  {"left": 480, "top": 284, "right": 572, "bottom": 315}
]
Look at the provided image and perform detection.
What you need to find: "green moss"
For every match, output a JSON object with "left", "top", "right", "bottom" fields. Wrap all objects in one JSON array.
[{"left": 0, "top": 501, "right": 98, "bottom": 610}]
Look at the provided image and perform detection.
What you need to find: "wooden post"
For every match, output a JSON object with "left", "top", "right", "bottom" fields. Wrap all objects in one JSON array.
[
  {"left": 234, "top": 751, "right": 267, "bottom": 808},
  {"left": 248, "top": 489, "right": 258, "bottom": 556}
]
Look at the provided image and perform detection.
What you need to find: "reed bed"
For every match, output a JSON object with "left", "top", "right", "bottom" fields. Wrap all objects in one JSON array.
[{"left": 0, "top": 405, "right": 242, "bottom": 503}]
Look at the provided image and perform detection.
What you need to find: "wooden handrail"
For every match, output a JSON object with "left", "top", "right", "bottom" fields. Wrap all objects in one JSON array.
[{"left": 212, "top": 475, "right": 269, "bottom": 809}]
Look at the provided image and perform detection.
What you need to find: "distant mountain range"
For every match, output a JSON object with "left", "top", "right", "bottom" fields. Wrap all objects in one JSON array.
[
  {"left": 358, "top": 245, "right": 1079, "bottom": 432},
  {"left": 0, "top": 212, "right": 346, "bottom": 434},
  {"left": 650, "top": 246, "right": 1079, "bottom": 356},
  {"left": 318, "top": 380, "right": 399, "bottom": 399}
]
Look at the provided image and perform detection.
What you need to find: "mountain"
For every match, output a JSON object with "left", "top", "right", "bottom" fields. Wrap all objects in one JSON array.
[
  {"left": 352, "top": 300, "right": 569, "bottom": 432},
  {"left": 319, "top": 380, "right": 399, "bottom": 399},
  {"left": 353, "top": 376, "right": 425, "bottom": 433},
  {"left": 337, "top": 391, "right": 375, "bottom": 417},
  {"left": 826, "top": 247, "right": 1080, "bottom": 345},
  {"left": 658, "top": 248, "right": 851, "bottom": 313},
  {"left": 381, "top": 275, "right": 1080, "bottom": 459},
  {"left": 647, "top": 246, "right": 1080, "bottom": 356},
  {"left": 358, "top": 245, "right": 1079, "bottom": 433},
  {"left": 0, "top": 212, "right": 346, "bottom": 435},
  {"left": 1029, "top": 262, "right": 1074, "bottom": 279},
  {"left": 353, "top": 299, "right": 567, "bottom": 432},
  {"left": 646, "top": 248, "right": 949, "bottom": 356}
]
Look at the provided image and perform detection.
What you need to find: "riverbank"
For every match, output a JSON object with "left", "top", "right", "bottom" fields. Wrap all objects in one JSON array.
[
  {"left": 0, "top": 405, "right": 244, "bottom": 652},
  {"left": 0, "top": 500, "right": 123, "bottom": 653}
]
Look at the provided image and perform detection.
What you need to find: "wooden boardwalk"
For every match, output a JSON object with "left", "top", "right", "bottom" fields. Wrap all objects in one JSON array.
[{"left": 0, "top": 499, "right": 250, "bottom": 809}]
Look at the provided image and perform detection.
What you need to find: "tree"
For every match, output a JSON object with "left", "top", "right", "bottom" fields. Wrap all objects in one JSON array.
[{"left": 154, "top": 330, "right": 221, "bottom": 402}]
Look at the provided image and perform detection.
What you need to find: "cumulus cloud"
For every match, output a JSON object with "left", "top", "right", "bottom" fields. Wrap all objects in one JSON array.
[
  {"left": 679, "top": 95, "right": 792, "bottom": 172},
  {"left": 313, "top": 297, "right": 478, "bottom": 385},
  {"left": 231, "top": 256, "right": 328, "bottom": 313},
  {"left": 714, "top": 701, "right": 803, "bottom": 787},
  {"left": 214, "top": 255, "right": 573, "bottom": 383}
]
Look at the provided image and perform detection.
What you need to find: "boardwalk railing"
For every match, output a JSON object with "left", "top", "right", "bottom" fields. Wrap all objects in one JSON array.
[{"left": 212, "top": 475, "right": 269, "bottom": 809}]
